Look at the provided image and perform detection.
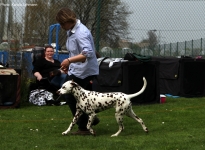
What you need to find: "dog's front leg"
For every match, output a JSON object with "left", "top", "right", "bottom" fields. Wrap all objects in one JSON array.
[
  {"left": 87, "top": 113, "right": 96, "bottom": 136},
  {"left": 62, "top": 109, "right": 83, "bottom": 135}
]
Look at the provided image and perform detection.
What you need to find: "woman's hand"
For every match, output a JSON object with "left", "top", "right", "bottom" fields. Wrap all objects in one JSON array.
[
  {"left": 36, "top": 75, "right": 43, "bottom": 81},
  {"left": 34, "top": 72, "right": 43, "bottom": 81}
]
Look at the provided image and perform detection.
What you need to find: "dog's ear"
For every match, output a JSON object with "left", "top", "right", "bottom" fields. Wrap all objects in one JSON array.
[{"left": 70, "top": 81, "right": 78, "bottom": 87}]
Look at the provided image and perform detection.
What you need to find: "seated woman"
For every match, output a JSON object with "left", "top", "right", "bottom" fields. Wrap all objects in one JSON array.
[{"left": 32, "top": 45, "right": 66, "bottom": 90}]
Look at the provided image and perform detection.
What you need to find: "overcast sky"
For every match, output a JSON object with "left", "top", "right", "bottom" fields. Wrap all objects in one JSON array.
[
  {"left": 6, "top": 0, "right": 205, "bottom": 44},
  {"left": 123, "top": 0, "right": 205, "bottom": 43}
]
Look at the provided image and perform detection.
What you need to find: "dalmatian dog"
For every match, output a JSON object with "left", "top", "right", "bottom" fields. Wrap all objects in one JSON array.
[{"left": 57, "top": 77, "right": 148, "bottom": 137}]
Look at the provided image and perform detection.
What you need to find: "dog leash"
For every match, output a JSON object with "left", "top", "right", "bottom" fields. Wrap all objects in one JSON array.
[{"left": 55, "top": 95, "right": 62, "bottom": 102}]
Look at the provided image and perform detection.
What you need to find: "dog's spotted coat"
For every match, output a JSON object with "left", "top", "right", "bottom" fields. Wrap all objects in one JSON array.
[{"left": 57, "top": 77, "right": 148, "bottom": 137}]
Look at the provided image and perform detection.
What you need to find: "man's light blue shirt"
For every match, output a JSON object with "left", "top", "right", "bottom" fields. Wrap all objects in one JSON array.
[{"left": 66, "top": 19, "right": 99, "bottom": 79}]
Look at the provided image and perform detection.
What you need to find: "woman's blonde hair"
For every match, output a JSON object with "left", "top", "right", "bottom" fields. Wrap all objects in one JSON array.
[{"left": 56, "top": 8, "right": 76, "bottom": 24}]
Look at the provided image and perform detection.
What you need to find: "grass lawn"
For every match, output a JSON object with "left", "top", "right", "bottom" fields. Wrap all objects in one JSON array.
[{"left": 1, "top": 97, "right": 205, "bottom": 150}]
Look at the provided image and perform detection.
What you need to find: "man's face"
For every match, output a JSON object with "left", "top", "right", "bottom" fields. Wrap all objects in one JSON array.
[{"left": 60, "top": 22, "right": 74, "bottom": 31}]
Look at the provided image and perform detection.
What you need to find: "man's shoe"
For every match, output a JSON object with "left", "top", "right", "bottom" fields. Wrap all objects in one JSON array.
[
  {"left": 92, "top": 117, "right": 100, "bottom": 126},
  {"left": 71, "top": 130, "right": 92, "bottom": 135}
]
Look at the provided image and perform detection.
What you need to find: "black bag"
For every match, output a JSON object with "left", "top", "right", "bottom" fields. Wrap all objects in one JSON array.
[
  {"left": 29, "top": 89, "right": 54, "bottom": 106},
  {"left": 124, "top": 53, "right": 137, "bottom": 61},
  {"left": 124, "top": 53, "right": 151, "bottom": 62},
  {"left": 97, "top": 62, "right": 122, "bottom": 87},
  {"left": 96, "top": 57, "right": 122, "bottom": 87}
]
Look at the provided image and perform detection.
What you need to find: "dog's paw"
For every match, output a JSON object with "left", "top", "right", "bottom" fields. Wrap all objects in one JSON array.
[
  {"left": 111, "top": 134, "right": 118, "bottom": 137},
  {"left": 62, "top": 131, "right": 68, "bottom": 135},
  {"left": 92, "top": 131, "right": 96, "bottom": 136}
]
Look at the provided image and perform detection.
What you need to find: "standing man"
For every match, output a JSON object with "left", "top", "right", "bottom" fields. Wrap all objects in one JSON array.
[{"left": 56, "top": 8, "right": 99, "bottom": 135}]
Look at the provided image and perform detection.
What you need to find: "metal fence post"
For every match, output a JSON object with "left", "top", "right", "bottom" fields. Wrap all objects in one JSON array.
[
  {"left": 49, "top": 23, "right": 60, "bottom": 59},
  {"left": 192, "top": 39, "right": 193, "bottom": 57},
  {"left": 176, "top": 42, "right": 178, "bottom": 56},
  {"left": 95, "top": 0, "right": 102, "bottom": 52},
  {"left": 185, "top": 41, "right": 187, "bottom": 56},
  {"left": 201, "top": 38, "right": 203, "bottom": 55}
]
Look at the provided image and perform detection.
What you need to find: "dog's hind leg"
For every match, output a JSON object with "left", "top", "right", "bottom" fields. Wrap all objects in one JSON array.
[
  {"left": 87, "top": 113, "right": 96, "bottom": 136},
  {"left": 111, "top": 113, "right": 124, "bottom": 137},
  {"left": 62, "top": 109, "right": 83, "bottom": 135},
  {"left": 126, "top": 108, "right": 148, "bottom": 133}
]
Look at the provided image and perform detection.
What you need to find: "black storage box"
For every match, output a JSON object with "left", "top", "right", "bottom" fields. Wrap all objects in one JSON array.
[
  {"left": 92, "top": 61, "right": 160, "bottom": 104},
  {"left": 0, "top": 69, "right": 21, "bottom": 109},
  {"left": 152, "top": 57, "right": 205, "bottom": 97}
]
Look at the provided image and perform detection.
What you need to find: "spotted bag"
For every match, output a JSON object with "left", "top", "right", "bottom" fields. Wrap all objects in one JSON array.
[{"left": 29, "top": 89, "right": 54, "bottom": 106}]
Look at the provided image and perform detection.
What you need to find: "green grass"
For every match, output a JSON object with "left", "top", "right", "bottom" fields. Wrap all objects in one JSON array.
[{"left": 1, "top": 97, "right": 205, "bottom": 150}]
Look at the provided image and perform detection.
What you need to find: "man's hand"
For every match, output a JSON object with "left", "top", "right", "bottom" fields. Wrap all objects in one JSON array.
[{"left": 61, "top": 59, "right": 70, "bottom": 73}]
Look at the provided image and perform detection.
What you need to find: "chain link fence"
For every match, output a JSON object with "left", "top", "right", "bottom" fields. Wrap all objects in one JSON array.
[{"left": 0, "top": 0, "right": 205, "bottom": 74}]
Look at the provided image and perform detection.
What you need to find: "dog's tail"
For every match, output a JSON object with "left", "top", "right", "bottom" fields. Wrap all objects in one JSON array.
[{"left": 127, "top": 77, "right": 147, "bottom": 99}]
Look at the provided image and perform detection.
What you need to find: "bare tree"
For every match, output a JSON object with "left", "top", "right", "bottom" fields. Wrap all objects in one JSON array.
[
  {"left": 24, "top": 0, "right": 50, "bottom": 45},
  {"left": 147, "top": 30, "right": 158, "bottom": 51},
  {"left": 8, "top": 1, "right": 13, "bottom": 39},
  {"left": 23, "top": 0, "right": 131, "bottom": 48},
  {"left": 72, "top": 0, "right": 131, "bottom": 48},
  {"left": 0, "top": 0, "right": 7, "bottom": 43},
  {"left": 24, "top": 0, "right": 72, "bottom": 45}
]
